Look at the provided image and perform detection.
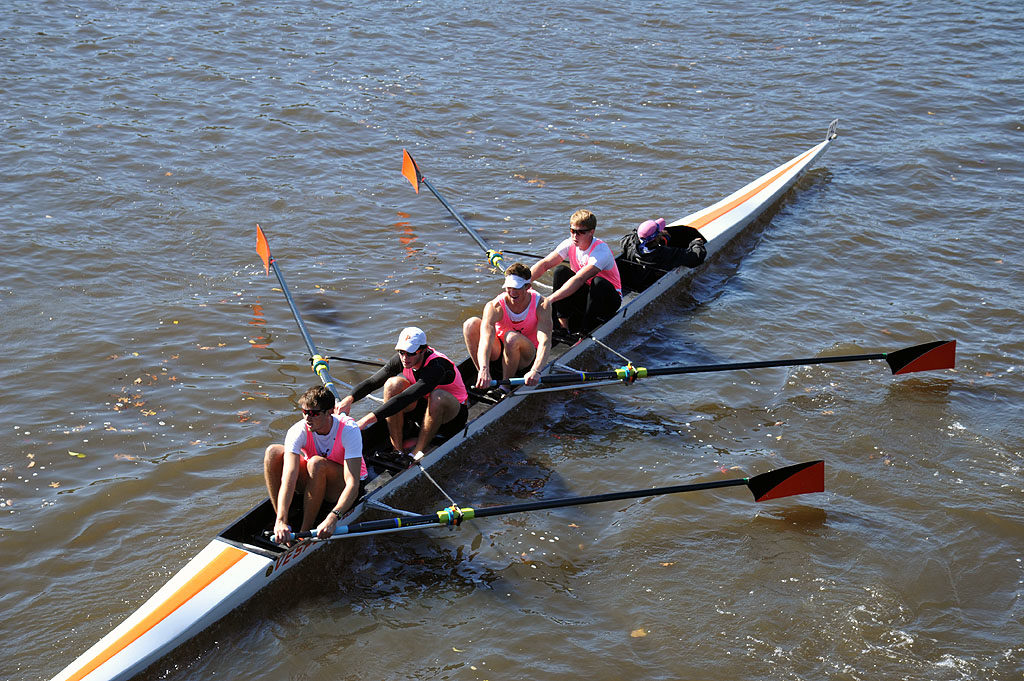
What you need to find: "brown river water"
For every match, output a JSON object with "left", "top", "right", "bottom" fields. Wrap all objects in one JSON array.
[{"left": 2, "top": 2, "right": 1022, "bottom": 680}]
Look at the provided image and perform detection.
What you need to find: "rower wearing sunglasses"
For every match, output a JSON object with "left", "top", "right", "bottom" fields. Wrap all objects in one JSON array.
[
  {"left": 530, "top": 209, "right": 622, "bottom": 337},
  {"left": 263, "top": 385, "right": 366, "bottom": 545},
  {"left": 337, "top": 326, "right": 469, "bottom": 461}
]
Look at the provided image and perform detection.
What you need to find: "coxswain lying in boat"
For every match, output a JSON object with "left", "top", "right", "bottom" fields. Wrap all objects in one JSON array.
[
  {"left": 530, "top": 209, "right": 623, "bottom": 336},
  {"left": 615, "top": 217, "right": 707, "bottom": 293},
  {"left": 263, "top": 385, "right": 367, "bottom": 544},
  {"left": 336, "top": 326, "right": 470, "bottom": 460},
  {"left": 462, "top": 262, "right": 554, "bottom": 393}
]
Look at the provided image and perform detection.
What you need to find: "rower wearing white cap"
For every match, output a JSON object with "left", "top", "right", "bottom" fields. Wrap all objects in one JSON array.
[
  {"left": 337, "top": 327, "right": 469, "bottom": 459},
  {"left": 462, "top": 262, "right": 553, "bottom": 390}
]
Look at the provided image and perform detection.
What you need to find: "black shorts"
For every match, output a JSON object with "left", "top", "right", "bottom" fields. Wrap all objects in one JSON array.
[{"left": 409, "top": 398, "right": 469, "bottom": 440}]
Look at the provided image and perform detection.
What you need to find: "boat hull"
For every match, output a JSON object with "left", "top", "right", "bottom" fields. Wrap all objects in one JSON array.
[{"left": 50, "top": 120, "right": 837, "bottom": 681}]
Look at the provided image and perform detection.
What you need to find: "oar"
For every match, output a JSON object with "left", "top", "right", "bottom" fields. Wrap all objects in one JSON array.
[
  {"left": 401, "top": 149, "right": 544, "bottom": 274},
  {"left": 282, "top": 460, "right": 824, "bottom": 542},
  {"left": 498, "top": 340, "right": 957, "bottom": 387},
  {"left": 256, "top": 224, "right": 375, "bottom": 401},
  {"left": 327, "top": 355, "right": 386, "bottom": 368}
]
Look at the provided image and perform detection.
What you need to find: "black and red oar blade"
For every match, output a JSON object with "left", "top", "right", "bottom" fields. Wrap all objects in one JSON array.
[
  {"left": 885, "top": 340, "right": 956, "bottom": 375},
  {"left": 256, "top": 224, "right": 272, "bottom": 276},
  {"left": 747, "top": 460, "right": 824, "bottom": 502},
  {"left": 401, "top": 149, "right": 421, "bottom": 193}
]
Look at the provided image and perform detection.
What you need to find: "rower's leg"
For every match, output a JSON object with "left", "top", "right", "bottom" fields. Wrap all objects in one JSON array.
[
  {"left": 301, "top": 456, "right": 331, "bottom": 532},
  {"left": 320, "top": 459, "right": 346, "bottom": 502},
  {"left": 552, "top": 265, "right": 594, "bottom": 333},
  {"left": 413, "top": 389, "right": 460, "bottom": 454},
  {"left": 583, "top": 278, "right": 622, "bottom": 333},
  {"left": 462, "top": 317, "right": 483, "bottom": 369},
  {"left": 503, "top": 331, "right": 537, "bottom": 380},
  {"left": 382, "top": 375, "right": 413, "bottom": 452},
  {"left": 264, "top": 444, "right": 285, "bottom": 514}
]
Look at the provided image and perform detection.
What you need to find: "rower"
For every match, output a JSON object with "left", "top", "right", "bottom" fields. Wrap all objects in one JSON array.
[
  {"left": 530, "top": 209, "right": 622, "bottom": 336},
  {"left": 263, "top": 385, "right": 366, "bottom": 544},
  {"left": 337, "top": 327, "right": 469, "bottom": 459},
  {"left": 462, "top": 262, "right": 553, "bottom": 390},
  {"left": 615, "top": 218, "right": 707, "bottom": 292}
]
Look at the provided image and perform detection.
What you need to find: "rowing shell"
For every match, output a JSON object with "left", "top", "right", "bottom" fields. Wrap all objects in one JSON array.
[{"left": 50, "top": 119, "right": 838, "bottom": 681}]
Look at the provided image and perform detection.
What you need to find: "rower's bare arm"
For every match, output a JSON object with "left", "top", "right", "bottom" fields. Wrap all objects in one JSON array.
[
  {"left": 335, "top": 394, "right": 354, "bottom": 415},
  {"left": 316, "top": 457, "right": 362, "bottom": 539},
  {"left": 548, "top": 263, "right": 599, "bottom": 303},
  {"left": 475, "top": 301, "right": 502, "bottom": 387},
  {"left": 274, "top": 452, "right": 301, "bottom": 542},
  {"left": 531, "top": 250, "right": 562, "bottom": 281},
  {"left": 528, "top": 298, "right": 554, "bottom": 383}
]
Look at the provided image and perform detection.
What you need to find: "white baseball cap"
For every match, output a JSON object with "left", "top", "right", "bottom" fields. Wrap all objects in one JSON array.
[
  {"left": 395, "top": 326, "right": 427, "bottom": 352},
  {"left": 503, "top": 273, "right": 530, "bottom": 289}
]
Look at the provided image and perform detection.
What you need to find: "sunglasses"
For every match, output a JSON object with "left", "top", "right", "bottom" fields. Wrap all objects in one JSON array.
[
  {"left": 570, "top": 227, "right": 594, "bottom": 235},
  {"left": 397, "top": 349, "right": 420, "bottom": 358},
  {"left": 302, "top": 408, "right": 326, "bottom": 417}
]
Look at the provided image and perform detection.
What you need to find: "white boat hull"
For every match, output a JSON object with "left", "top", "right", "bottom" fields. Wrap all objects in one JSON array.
[{"left": 50, "top": 119, "right": 837, "bottom": 681}]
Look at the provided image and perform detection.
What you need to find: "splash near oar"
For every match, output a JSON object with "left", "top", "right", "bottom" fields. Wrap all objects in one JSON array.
[
  {"left": 283, "top": 460, "right": 825, "bottom": 542},
  {"left": 500, "top": 340, "right": 957, "bottom": 388},
  {"left": 401, "top": 148, "right": 536, "bottom": 272}
]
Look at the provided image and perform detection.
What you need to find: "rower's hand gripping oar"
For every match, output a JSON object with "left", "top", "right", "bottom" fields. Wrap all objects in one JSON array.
[
  {"left": 402, "top": 149, "right": 545, "bottom": 278},
  {"left": 496, "top": 340, "right": 957, "bottom": 388},
  {"left": 277, "top": 460, "right": 825, "bottom": 542}
]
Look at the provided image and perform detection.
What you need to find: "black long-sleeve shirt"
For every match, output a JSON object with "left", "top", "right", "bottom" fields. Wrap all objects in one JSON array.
[
  {"left": 616, "top": 224, "right": 707, "bottom": 292},
  {"left": 348, "top": 349, "right": 458, "bottom": 421}
]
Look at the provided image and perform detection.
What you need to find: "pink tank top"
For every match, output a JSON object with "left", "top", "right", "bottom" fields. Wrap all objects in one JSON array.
[
  {"left": 568, "top": 238, "right": 622, "bottom": 293},
  {"left": 401, "top": 349, "right": 469, "bottom": 404},
  {"left": 495, "top": 290, "right": 541, "bottom": 346},
  {"left": 301, "top": 414, "right": 367, "bottom": 479}
]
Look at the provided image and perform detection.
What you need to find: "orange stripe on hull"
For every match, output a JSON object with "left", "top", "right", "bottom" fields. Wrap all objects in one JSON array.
[
  {"left": 65, "top": 545, "right": 247, "bottom": 681},
  {"left": 690, "top": 147, "right": 816, "bottom": 230}
]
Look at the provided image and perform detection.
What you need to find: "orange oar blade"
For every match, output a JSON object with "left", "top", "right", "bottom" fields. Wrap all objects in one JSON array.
[
  {"left": 401, "top": 149, "right": 421, "bottom": 194},
  {"left": 256, "top": 224, "right": 272, "bottom": 276},
  {"left": 748, "top": 461, "right": 824, "bottom": 502},
  {"left": 887, "top": 340, "right": 956, "bottom": 375}
]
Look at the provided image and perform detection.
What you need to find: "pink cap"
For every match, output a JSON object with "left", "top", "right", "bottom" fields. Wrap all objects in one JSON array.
[{"left": 638, "top": 218, "right": 666, "bottom": 241}]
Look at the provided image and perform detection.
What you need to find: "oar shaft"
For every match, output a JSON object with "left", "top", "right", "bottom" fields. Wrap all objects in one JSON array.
[
  {"left": 265, "top": 253, "right": 343, "bottom": 400},
  {"left": 469, "top": 478, "right": 749, "bottom": 519},
  {"left": 643, "top": 352, "right": 889, "bottom": 378},
  {"left": 329, "top": 356, "right": 386, "bottom": 368},
  {"left": 419, "top": 176, "right": 493, "bottom": 255},
  {"left": 300, "top": 477, "right": 749, "bottom": 540},
  {"left": 284, "top": 460, "right": 823, "bottom": 542},
  {"left": 267, "top": 259, "right": 322, "bottom": 361},
  {"left": 507, "top": 351, "right": 892, "bottom": 386}
]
